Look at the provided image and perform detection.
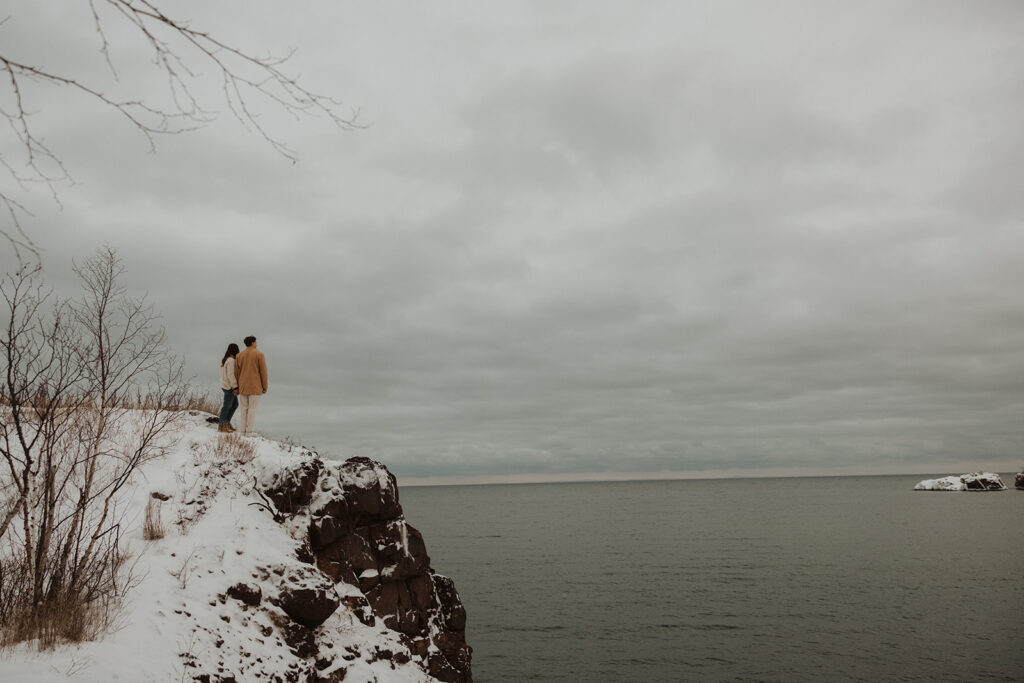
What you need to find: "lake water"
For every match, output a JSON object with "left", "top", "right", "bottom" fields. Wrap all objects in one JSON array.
[{"left": 400, "top": 475, "right": 1023, "bottom": 682}]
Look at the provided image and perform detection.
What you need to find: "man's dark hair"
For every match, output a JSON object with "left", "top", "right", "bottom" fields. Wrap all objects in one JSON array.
[{"left": 244, "top": 335, "right": 256, "bottom": 347}]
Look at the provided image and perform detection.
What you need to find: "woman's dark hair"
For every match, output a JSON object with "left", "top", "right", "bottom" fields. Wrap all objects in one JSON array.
[{"left": 221, "top": 343, "right": 240, "bottom": 366}]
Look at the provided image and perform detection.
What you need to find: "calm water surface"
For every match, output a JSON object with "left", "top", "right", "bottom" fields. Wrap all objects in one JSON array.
[{"left": 400, "top": 476, "right": 1024, "bottom": 682}]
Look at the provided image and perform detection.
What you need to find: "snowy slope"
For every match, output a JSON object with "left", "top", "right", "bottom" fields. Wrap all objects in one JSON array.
[{"left": 0, "top": 412, "right": 440, "bottom": 682}]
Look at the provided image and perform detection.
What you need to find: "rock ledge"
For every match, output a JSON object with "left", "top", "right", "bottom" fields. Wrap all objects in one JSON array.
[{"left": 261, "top": 455, "right": 472, "bottom": 682}]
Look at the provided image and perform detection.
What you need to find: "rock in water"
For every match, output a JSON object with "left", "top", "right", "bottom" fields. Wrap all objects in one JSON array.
[
  {"left": 1015, "top": 470, "right": 1024, "bottom": 490},
  {"left": 914, "top": 472, "right": 1007, "bottom": 491}
]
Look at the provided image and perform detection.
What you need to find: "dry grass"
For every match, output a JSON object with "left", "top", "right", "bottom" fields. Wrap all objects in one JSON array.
[
  {"left": 193, "top": 432, "right": 256, "bottom": 465},
  {"left": 2, "top": 388, "right": 220, "bottom": 415},
  {"left": 143, "top": 496, "right": 166, "bottom": 540},
  {"left": 217, "top": 433, "right": 257, "bottom": 464},
  {"left": 1, "top": 592, "right": 123, "bottom": 650},
  {"left": 0, "top": 555, "right": 130, "bottom": 650},
  {"left": 114, "top": 387, "right": 220, "bottom": 414},
  {"left": 172, "top": 391, "right": 220, "bottom": 415}
]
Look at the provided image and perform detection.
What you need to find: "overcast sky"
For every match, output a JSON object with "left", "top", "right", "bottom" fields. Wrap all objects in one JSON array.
[{"left": 3, "top": 1, "right": 1024, "bottom": 482}]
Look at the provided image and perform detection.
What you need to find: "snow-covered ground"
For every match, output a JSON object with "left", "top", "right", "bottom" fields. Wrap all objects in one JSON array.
[{"left": 0, "top": 412, "right": 435, "bottom": 682}]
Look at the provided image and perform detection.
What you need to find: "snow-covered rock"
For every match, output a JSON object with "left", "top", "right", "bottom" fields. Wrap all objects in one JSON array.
[
  {"left": 0, "top": 411, "right": 472, "bottom": 682},
  {"left": 262, "top": 455, "right": 472, "bottom": 681},
  {"left": 914, "top": 472, "right": 1007, "bottom": 491}
]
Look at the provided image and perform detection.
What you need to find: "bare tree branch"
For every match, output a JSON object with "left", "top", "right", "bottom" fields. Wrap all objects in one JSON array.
[
  {"left": 1, "top": 247, "right": 186, "bottom": 638},
  {"left": 1, "top": 1, "right": 359, "bottom": 258}
]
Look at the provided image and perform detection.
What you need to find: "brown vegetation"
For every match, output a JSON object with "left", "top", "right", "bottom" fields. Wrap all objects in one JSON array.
[
  {"left": 1, "top": 247, "right": 181, "bottom": 648},
  {"left": 142, "top": 496, "right": 165, "bottom": 541},
  {"left": 211, "top": 433, "right": 257, "bottom": 465}
]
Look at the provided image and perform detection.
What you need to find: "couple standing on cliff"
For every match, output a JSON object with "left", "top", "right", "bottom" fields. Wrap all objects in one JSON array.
[{"left": 218, "top": 335, "right": 269, "bottom": 435}]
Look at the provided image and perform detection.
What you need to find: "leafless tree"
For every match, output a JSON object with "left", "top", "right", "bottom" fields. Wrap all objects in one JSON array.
[
  {"left": 0, "top": 246, "right": 184, "bottom": 645},
  {"left": 1, "top": 1, "right": 358, "bottom": 259}
]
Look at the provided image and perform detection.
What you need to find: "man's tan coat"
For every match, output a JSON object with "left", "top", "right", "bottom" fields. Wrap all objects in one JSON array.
[{"left": 235, "top": 346, "right": 268, "bottom": 395}]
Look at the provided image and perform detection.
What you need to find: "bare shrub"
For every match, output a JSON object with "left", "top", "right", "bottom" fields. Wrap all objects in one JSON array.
[
  {"left": 2, "top": 588, "right": 108, "bottom": 649},
  {"left": 168, "top": 549, "right": 197, "bottom": 590},
  {"left": 0, "top": 546, "right": 135, "bottom": 650},
  {"left": 0, "top": 556, "right": 29, "bottom": 627},
  {"left": 0, "top": 247, "right": 181, "bottom": 647}
]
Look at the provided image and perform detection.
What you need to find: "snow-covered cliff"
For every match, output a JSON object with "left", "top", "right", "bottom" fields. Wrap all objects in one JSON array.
[{"left": 1, "top": 411, "right": 471, "bottom": 682}]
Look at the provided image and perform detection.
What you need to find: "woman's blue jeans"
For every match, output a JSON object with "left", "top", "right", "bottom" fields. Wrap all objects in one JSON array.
[{"left": 219, "top": 388, "right": 238, "bottom": 425}]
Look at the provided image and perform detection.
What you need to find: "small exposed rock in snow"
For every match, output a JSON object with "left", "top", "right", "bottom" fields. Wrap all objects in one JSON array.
[{"left": 914, "top": 472, "right": 1007, "bottom": 491}]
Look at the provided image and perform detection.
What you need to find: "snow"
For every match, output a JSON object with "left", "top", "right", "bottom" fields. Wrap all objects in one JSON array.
[
  {"left": 914, "top": 472, "right": 1007, "bottom": 491},
  {"left": 0, "top": 411, "right": 437, "bottom": 682},
  {"left": 915, "top": 475, "right": 967, "bottom": 491}
]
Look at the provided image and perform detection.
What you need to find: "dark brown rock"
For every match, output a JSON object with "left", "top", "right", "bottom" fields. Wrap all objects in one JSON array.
[
  {"left": 407, "top": 574, "right": 433, "bottom": 613},
  {"left": 963, "top": 473, "right": 1005, "bottom": 491},
  {"left": 432, "top": 574, "right": 467, "bottom": 632},
  {"left": 312, "top": 497, "right": 350, "bottom": 523},
  {"left": 357, "top": 569, "right": 380, "bottom": 593},
  {"left": 364, "top": 581, "right": 421, "bottom": 636},
  {"left": 392, "top": 606, "right": 423, "bottom": 637},
  {"left": 258, "top": 455, "right": 472, "bottom": 681},
  {"left": 226, "top": 582, "right": 262, "bottom": 607},
  {"left": 365, "top": 581, "right": 401, "bottom": 622},
  {"left": 277, "top": 585, "right": 340, "bottom": 629},
  {"left": 278, "top": 620, "right": 317, "bottom": 659},
  {"left": 370, "top": 521, "right": 429, "bottom": 580},
  {"left": 407, "top": 638, "right": 429, "bottom": 658},
  {"left": 265, "top": 460, "right": 322, "bottom": 513},
  {"left": 338, "top": 529, "right": 377, "bottom": 572},
  {"left": 295, "top": 542, "right": 316, "bottom": 565},
  {"left": 315, "top": 551, "right": 358, "bottom": 586},
  {"left": 316, "top": 668, "right": 347, "bottom": 683},
  {"left": 338, "top": 457, "right": 402, "bottom": 522},
  {"left": 429, "top": 654, "right": 469, "bottom": 683},
  {"left": 340, "top": 594, "right": 375, "bottom": 627},
  {"left": 309, "top": 516, "right": 342, "bottom": 549}
]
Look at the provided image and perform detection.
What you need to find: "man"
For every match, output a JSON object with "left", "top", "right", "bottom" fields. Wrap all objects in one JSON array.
[{"left": 234, "top": 335, "right": 268, "bottom": 435}]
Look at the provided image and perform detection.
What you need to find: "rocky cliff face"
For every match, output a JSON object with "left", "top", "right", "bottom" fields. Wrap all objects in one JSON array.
[{"left": 260, "top": 455, "right": 472, "bottom": 682}]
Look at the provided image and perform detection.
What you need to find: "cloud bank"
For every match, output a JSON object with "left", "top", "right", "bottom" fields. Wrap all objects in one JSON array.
[{"left": 5, "top": 1, "right": 1024, "bottom": 479}]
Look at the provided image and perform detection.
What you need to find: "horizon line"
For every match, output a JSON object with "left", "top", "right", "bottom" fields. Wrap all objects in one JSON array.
[{"left": 397, "top": 461, "right": 1023, "bottom": 487}]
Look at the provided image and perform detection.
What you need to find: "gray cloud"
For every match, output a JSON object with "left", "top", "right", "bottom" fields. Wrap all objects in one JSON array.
[{"left": 5, "top": 1, "right": 1024, "bottom": 480}]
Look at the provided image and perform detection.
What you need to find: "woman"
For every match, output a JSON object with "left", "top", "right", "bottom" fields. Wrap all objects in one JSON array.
[{"left": 218, "top": 343, "right": 240, "bottom": 432}]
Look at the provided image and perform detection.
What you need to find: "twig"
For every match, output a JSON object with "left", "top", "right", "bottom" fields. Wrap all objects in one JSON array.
[{"left": 247, "top": 476, "right": 284, "bottom": 522}]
